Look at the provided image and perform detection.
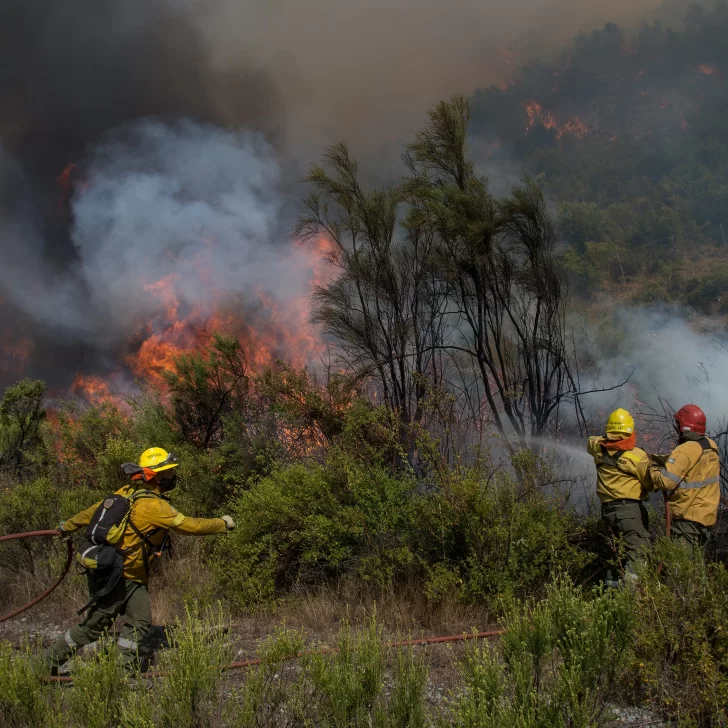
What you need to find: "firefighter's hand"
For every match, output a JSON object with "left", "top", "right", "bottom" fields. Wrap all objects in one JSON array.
[
  {"left": 221, "top": 515, "right": 235, "bottom": 531},
  {"left": 56, "top": 523, "right": 72, "bottom": 541}
]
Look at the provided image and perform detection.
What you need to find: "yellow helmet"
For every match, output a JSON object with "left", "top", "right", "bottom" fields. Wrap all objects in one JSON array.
[
  {"left": 605, "top": 408, "right": 634, "bottom": 436},
  {"left": 138, "top": 447, "right": 179, "bottom": 473}
]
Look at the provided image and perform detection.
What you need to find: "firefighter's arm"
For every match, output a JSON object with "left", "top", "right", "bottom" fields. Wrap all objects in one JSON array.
[
  {"left": 144, "top": 499, "right": 228, "bottom": 535},
  {"left": 587, "top": 436, "right": 603, "bottom": 459},
  {"left": 60, "top": 500, "right": 103, "bottom": 533},
  {"left": 633, "top": 454, "right": 654, "bottom": 494},
  {"left": 649, "top": 447, "right": 691, "bottom": 492}
]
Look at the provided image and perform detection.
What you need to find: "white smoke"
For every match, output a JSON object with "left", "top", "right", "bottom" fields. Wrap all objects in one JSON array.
[
  {"left": 580, "top": 306, "right": 728, "bottom": 435},
  {"left": 1, "top": 120, "right": 317, "bottom": 349}
]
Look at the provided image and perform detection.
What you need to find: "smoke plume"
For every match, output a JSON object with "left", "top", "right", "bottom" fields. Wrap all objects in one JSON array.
[
  {"left": 0, "top": 0, "right": 674, "bottom": 389},
  {"left": 583, "top": 307, "right": 728, "bottom": 437}
]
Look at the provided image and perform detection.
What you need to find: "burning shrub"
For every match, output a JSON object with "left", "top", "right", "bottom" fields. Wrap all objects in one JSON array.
[
  {"left": 163, "top": 333, "right": 250, "bottom": 450},
  {"left": 46, "top": 400, "right": 136, "bottom": 491}
]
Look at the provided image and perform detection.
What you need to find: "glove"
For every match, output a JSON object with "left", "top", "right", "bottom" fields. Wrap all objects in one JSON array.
[
  {"left": 221, "top": 515, "right": 235, "bottom": 531},
  {"left": 57, "top": 522, "right": 71, "bottom": 541},
  {"left": 649, "top": 453, "right": 669, "bottom": 467}
]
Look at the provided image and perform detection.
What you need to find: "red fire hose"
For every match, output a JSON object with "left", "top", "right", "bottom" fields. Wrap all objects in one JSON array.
[
  {"left": 47, "top": 629, "right": 506, "bottom": 683},
  {"left": 0, "top": 530, "right": 74, "bottom": 623}
]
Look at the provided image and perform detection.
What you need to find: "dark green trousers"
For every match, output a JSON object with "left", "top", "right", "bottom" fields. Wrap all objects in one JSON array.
[
  {"left": 671, "top": 518, "right": 712, "bottom": 553},
  {"left": 45, "top": 575, "right": 151, "bottom": 672},
  {"left": 601, "top": 499, "right": 651, "bottom": 572}
]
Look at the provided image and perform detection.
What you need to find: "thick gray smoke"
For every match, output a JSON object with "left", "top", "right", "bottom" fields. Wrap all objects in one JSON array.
[
  {"left": 71, "top": 122, "right": 291, "bottom": 341},
  {"left": 0, "top": 0, "right": 674, "bottom": 388},
  {"left": 582, "top": 307, "right": 728, "bottom": 437}
]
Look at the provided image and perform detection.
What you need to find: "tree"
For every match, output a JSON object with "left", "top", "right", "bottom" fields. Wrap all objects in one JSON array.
[
  {"left": 294, "top": 143, "right": 448, "bottom": 451},
  {"left": 0, "top": 378, "right": 46, "bottom": 477},
  {"left": 404, "top": 96, "right": 585, "bottom": 448},
  {"left": 163, "top": 333, "right": 250, "bottom": 449}
]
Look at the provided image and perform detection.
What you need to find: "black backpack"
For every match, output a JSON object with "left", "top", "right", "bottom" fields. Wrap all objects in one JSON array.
[{"left": 75, "top": 489, "right": 161, "bottom": 615}]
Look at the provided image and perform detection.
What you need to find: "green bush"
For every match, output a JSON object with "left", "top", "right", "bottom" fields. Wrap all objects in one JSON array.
[
  {"left": 627, "top": 541, "right": 728, "bottom": 725},
  {"left": 445, "top": 577, "right": 634, "bottom": 728},
  {"left": 66, "top": 639, "right": 131, "bottom": 728},
  {"left": 212, "top": 452, "right": 420, "bottom": 611},
  {"left": 228, "top": 615, "right": 428, "bottom": 727},
  {"left": 304, "top": 615, "right": 386, "bottom": 726},
  {"left": 0, "top": 640, "right": 60, "bottom": 728},
  {"left": 226, "top": 626, "right": 307, "bottom": 727},
  {"left": 414, "top": 467, "right": 589, "bottom": 605},
  {"left": 155, "top": 605, "right": 232, "bottom": 728},
  {"left": 213, "top": 449, "right": 588, "bottom": 611}
]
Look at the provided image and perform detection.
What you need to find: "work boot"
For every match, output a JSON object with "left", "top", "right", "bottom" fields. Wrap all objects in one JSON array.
[{"left": 603, "top": 568, "right": 621, "bottom": 589}]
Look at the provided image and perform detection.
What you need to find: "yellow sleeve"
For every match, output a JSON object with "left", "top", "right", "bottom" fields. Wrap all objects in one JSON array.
[
  {"left": 631, "top": 449, "right": 654, "bottom": 492},
  {"left": 142, "top": 498, "right": 227, "bottom": 535},
  {"left": 587, "top": 436, "right": 604, "bottom": 459},
  {"left": 650, "top": 444, "right": 692, "bottom": 492},
  {"left": 62, "top": 500, "right": 103, "bottom": 533}
]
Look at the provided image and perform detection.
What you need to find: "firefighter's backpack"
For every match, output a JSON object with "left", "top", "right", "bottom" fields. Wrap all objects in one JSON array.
[{"left": 75, "top": 489, "right": 159, "bottom": 614}]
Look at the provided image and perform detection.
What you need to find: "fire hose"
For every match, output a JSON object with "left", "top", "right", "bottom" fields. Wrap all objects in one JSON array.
[
  {"left": 0, "top": 530, "right": 73, "bottom": 623},
  {"left": 0, "top": 529, "right": 505, "bottom": 683},
  {"left": 47, "top": 629, "right": 507, "bottom": 683}
]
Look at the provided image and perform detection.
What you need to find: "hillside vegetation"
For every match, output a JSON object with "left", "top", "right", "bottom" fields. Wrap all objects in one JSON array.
[{"left": 473, "top": 1, "right": 728, "bottom": 311}]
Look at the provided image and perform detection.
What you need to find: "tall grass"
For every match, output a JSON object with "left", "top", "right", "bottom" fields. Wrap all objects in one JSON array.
[
  {"left": 67, "top": 638, "right": 131, "bottom": 728},
  {"left": 155, "top": 604, "right": 232, "bottom": 728},
  {"left": 0, "top": 639, "right": 61, "bottom": 728},
  {"left": 445, "top": 577, "right": 634, "bottom": 728}
]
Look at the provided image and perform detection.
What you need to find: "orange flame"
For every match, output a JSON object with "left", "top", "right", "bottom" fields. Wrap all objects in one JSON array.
[
  {"left": 121, "top": 235, "right": 336, "bottom": 392},
  {"left": 556, "top": 118, "right": 589, "bottom": 139},
  {"left": 698, "top": 65, "right": 720, "bottom": 75},
  {"left": 524, "top": 101, "right": 589, "bottom": 140},
  {"left": 524, "top": 100, "right": 556, "bottom": 134}
]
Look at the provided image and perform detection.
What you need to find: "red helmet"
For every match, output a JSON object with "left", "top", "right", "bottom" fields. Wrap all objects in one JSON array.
[{"left": 674, "top": 404, "right": 707, "bottom": 435}]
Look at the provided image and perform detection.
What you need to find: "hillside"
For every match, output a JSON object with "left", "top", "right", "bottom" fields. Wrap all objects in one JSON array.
[{"left": 472, "top": 2, "right": 728, "bottom": 311}]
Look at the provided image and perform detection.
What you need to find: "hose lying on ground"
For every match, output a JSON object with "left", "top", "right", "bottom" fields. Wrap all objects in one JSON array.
[
  {"left": 0, "top": 529, "right": 506, "bottom": 684},
  {"left": 47, "top": 629, "right": 507, "bottom": 683},
  {"left": 0, "top": 530, "right": 73, "bottom": 623}
]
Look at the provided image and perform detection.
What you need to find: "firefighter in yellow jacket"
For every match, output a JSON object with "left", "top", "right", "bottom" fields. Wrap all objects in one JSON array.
[
  {"left": 45, "top": 447, "right": 234, "bottom": 674},
  {"left": 649, "top": 404, "right": 720, "bottom": 552},
  {"left": 587, "top": 409, "right": 653, "bottom": 578}
]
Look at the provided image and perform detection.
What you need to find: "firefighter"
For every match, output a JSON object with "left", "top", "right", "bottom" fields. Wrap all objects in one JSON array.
[
  {"left": 45, "top": 447, "right": 235, "bottom": 675},
  {"left": 649, "top": 404, "right": 720, "bottom": 552},
  {"left": 587, "top": 408, "right": 653, "bottom": 580}
]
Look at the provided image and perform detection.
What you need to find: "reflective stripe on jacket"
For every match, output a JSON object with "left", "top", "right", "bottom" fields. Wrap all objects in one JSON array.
[
  {"left": 62, "top": 484, "right": 227, "bottom": 583},
  {"left": 650, "top": 436, "right": 720, "bottom": 527},
  {"left": 587, "top": 436, "right": 652, "bottom": 503}
]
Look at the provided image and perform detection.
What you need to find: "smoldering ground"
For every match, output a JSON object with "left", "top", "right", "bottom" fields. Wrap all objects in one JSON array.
[{"left": 0, "top": 0, "right": 684, "bottom": 389}]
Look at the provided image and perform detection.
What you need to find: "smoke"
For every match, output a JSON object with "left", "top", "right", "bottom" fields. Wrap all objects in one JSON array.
[
  {"left": 580, "top": 307, "right": 728, "bottom": 437},
  {"left": 0, "top": 0, "right": 677, "bottom": 388}
]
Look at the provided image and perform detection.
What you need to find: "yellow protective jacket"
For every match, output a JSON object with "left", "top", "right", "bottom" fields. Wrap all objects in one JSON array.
[
  {"left": 587, "top": 436, "right": 652, "bottom": 503},
  {"left": 63, "top": 484, "right": 227, "bottom": 583},
  {"left": 650, "top": 435, "right": 721, "bottom": 527}
]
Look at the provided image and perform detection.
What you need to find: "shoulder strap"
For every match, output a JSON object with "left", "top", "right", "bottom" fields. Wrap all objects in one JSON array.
[
  {"left": 599, "top": 444, "right": 632, "bottom": 471},
  {"left": 128, "top": 488, "right": 162, "bottom": 501},
  {"left": 697, "top": 436, "right": 720, "bottom": 455},
  {"left": 122, "top": 489, "right": 164, "bottom": 575}
]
